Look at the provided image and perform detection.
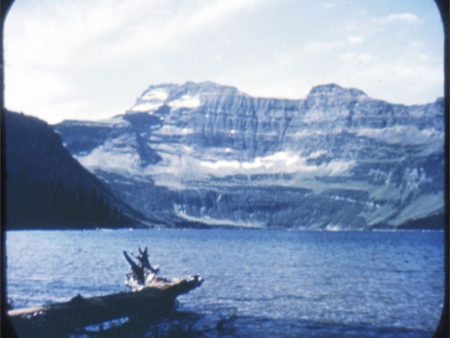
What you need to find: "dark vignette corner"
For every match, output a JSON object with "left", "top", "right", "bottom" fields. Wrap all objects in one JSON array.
[
  {"left": 433, "top": 0, "right": 449, "bottom": 337},
  {"left": 0, "top": 1, "right": 448, "bottom": 338},
  {"left": 2, "top": 1, "right": 19, "bottom": 337}
]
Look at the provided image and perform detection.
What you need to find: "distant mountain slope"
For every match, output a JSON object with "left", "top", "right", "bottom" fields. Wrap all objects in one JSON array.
[
  {"left": 56, "top": 82, "right": 444, "bottom": 230},
  {"left": 4, "top": 110, "right": 148, "bottom": 229}
]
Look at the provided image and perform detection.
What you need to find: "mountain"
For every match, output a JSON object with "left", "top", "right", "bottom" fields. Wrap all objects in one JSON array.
[
  {"left": 55, "top": 82, "right": 444, "bottom": 230},
  {"left": 4, "top": 110, "right": 147, "bottom": 229}
]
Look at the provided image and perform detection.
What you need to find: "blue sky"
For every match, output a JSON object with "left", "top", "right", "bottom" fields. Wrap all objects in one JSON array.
[{"left": 4, "top": 0, "right": 444, "bottom": 123}]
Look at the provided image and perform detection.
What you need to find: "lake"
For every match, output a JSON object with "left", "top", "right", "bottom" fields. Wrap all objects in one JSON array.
[{"left": 6, "top": 229, "right": 444, "bottom": 337}]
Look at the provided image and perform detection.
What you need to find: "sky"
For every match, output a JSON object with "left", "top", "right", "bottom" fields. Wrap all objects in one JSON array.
[{"left": 4, "top": 0, "right": 444, "bottom": 124}]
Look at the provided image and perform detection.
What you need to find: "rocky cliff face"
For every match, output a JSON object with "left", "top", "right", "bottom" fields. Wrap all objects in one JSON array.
[{"left": 55, "top": 82, "right": 444, "bottom": 229}]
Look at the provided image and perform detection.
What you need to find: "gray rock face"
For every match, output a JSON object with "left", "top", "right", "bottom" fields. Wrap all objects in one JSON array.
[{"left": 55, "top": 82, "right": 444, "bottom": 229}]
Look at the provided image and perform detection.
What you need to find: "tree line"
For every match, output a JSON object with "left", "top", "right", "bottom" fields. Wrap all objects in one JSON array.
[{"left": 6, "top": 172, "right": 131, "bottom": 229}]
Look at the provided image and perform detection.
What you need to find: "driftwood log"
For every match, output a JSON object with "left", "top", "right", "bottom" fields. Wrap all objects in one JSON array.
[
  {"left": 8, "top": 249, "right": 203, "bottom": 338},
  {"left": 9, "top": 275, "right": 202, "bottom": 337},
  {"left": 123, "top": 247, "right": 160, "bottom": 287}
]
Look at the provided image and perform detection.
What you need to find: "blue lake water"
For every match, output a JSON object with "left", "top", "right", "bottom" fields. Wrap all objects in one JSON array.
[{"left": 6, "top": 229, "right": 444, "bottom": 337}]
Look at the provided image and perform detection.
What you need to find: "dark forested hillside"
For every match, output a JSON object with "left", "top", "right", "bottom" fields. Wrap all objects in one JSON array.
[{"left": 4, "top": 110, "right": 145, "bottom": 229}]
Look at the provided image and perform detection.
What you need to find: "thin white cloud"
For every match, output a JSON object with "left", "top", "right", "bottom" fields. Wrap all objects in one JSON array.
[
  {"left": 344, "top": 59, "right": 443, "bottom": 103},
  {"left": 100, "top": 0, "right": 263, "bottom": 58},
  {"left": 347, "top": 35, "right": 364, "bottom": 45},
  {"left": 4, "top": 0, "right": 443, "bottom": 122},
  {"left": 339, "top": 52, "right": 372, "bottom": 64},
  {"left": 347, "top": 12, "right": 421, "bottom": 37},
  {"left": 322, "top": 3, "right": 335, "bottom": 10},
  {"left": 304, "top": 35, "right": 363, "bottom": 54},
  {"left": 5, "top": 0, "right": 264, "bottom": 122},
  {"left": 384, "top": 13, "right": 420, "bottom": 24},
  {"left": 304, "top": 41, "right": 341, "bottom": 52}
]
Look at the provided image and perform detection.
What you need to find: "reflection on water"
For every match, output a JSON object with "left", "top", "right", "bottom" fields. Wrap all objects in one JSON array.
[
  {"left": 68, "top": 307, "right": 434, "bottom": 338},
  {"left": 7, "top": 229, "right": 444, "bottom": 337}
]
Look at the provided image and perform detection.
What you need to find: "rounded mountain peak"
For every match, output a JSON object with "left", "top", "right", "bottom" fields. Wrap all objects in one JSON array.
[
  {"left": 179, "top": 81, "right": 240, "bottom": 94},
  {"left": 307, "top": 83, "right": 368, "bottom": 100},
  {"left": 145, "top": 81, "right": 241, "bottom": 98}
]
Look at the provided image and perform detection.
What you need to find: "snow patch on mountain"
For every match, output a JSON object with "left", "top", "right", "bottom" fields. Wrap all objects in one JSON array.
[
  {"left": 56, "top": 81, "right": 444, "bottom": 230},
  {"left": 141, "top": 88, "right": 169, "bottom": 101},
  {"left": 156, "top": 125, "right": 195, "bottom": 136},
  {"left": 130, "top": 102, "right": 163, "bottom": 113},
  {"left": 198, "top": 151, "right": 353, "bottom": 177},
  {"left": 174, "top": 204, "right": 264, "bottom": 228},
  {"left": 129, "top": 87, "right": 171, "bottom": 113},
  {"left": 169, "top": 95, "right": 201, "bottom": 109}
]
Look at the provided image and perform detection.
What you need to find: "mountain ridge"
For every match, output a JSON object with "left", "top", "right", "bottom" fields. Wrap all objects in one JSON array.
[{"left": 55, "top": 81, "right": 444, "bottom": 230}]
